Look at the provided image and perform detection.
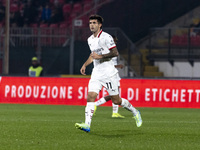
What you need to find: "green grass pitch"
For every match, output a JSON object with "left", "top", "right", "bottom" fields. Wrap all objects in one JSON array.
[{"left": 0, "top": 104, "right": 200, "bottom": 150}]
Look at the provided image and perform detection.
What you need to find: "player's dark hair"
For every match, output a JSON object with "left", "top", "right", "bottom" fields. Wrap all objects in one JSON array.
[{"left": 89, "top": 15, "right": 104, "bottom": 24}]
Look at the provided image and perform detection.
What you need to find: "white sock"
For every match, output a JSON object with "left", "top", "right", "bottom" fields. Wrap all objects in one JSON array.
[
  {"left": 121, "top": 98, "right": 138, "bottom": 116},
  {"left": 95, "top": 97, "right": 106, "bottom": 106},
  {"left": 112, "top": 103, "right": 119, "bottom": 113},
  {"left": 85, "top": 102, "right": 95, "bottom": 127}
]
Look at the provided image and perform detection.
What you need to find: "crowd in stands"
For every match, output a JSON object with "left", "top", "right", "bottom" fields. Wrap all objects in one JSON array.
[
  {"left": 190, "top": 18, "right": 200, "bottom": 36},
  {"left": 0, "top": 0, "right": 94, "bottom": 28},
  {"left": 170, "top": 18, "right": 200, "bottom": 46}
]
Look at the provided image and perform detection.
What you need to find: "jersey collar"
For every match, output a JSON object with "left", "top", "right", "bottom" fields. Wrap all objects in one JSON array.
[
  {"left": 97, "top": 29, "right": 102, "bottom": 38},
  {"left": 92, "top": 30, "right": 102, "bottom": 39}
]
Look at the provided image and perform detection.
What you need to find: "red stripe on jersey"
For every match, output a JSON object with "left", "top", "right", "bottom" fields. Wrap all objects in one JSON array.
[
  {"left": 97, "top": 30, "right": 103, "bottom": 38},
  {"left": 109, "top": 46, "right": 116, "bottom": 50}
]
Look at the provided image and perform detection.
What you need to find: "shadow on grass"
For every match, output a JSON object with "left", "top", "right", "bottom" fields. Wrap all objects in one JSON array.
[{"left": 90, "top": 130, "right": 144, "bottom": 138}]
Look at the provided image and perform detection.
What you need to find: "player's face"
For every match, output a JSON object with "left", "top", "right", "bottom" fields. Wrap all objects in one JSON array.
[{"left": 89, "top": 19, "right": 102, "bottom": 34}]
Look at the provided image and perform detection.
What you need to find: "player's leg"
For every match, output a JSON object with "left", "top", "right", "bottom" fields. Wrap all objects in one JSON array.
[
  {"left": 111, "top": 95, "right": 142, "bottom": 127},
  {"left": 111, "top": 84, "right": 125, "bottom": 118},
  {"left": 112, "top": 102, "right": 125, "bottom": 118},
  {"left": 85, "top": 92, "right": 97, "bottom": 124},
  {"left": 112, "top": 75, "right": 121, "bottom": 116},
  {"left": 95, "top": 78, "right": 124, "bottom": 118},
  {"left": 106, "top": 74, "right": 142, "bottom": 127},
  {"left": 75, "top": 92, "right": 97, "bottom": 132},
  {"left": 94, "top": 95, "right": 111, "bottom": 115},
  {"left": 75, "top": 79, "right": 101, "bottom": 132},
  {"left": 111, "top": 95, "right": 138, "bottom": 115},
  {"left": 94, "top": 94, "right": 124, "bottom": 118},
  {"left": 95, "top": 95, "right": 111, "bottom": 106}
]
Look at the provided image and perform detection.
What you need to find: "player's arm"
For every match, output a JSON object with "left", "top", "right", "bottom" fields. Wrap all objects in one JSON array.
[
  {"left": 91, "top": 47, "right": 119, "bottom": 59},
  {"left": 80, "top": 55, "right": 93, "bottom": 75},
  {"left": 102, "top": 47, "right": 119, "bottom": 58}
]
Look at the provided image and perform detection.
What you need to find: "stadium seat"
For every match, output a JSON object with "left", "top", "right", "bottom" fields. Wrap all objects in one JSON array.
[
  {"left": 196, "top": 36, "right": 200, "bottom": 46},
  {"left": 83, "top": 3, "right": 92, "bottom": 13},
  {"left": 58, "top": 23, "right": 68, "bottom": 45},
  {"left": 63, "top": 3, "right": 72, "bottom": 14},
  {"left": 63, "top": 3, "right": 72, "bottom": 21},
  {"left": 29, "top": 23, "right": 38, "bottom": 45},
  {"left": 59, "top": 23, "right": 67, "bottom": 28},
  {"left": 50, "top": 23, "right": 59, "bottom": 35},
  {"left": 79, "top": 15, "right": 88, "bottom": 27},
  {"left": 58, "top": 0, "right": 65, "bottom": 5},
  {"left": 30, "top": 23, "right": 38, "bottom": 28},
  {"left": 72, "top": 2, "right": 82, "bottom": 14},
  {"left": 30, "top": 23, "right": 38, "bottom": 34},
  {"left": 59, "top": 23, "right": 68, "bottom": 35},
  {"left": 83, "top": 0, "right": 93, "bottom": 4},
  {"left": 50, "top": 0, "right": 54, "bottom": 4},
  {"left": 68, "top": 13, "right": 77, "bottom": 25},
  {"left": 10, "top": 3, "right": 18, "bottom": 13},
  {"left": 49, "top": 23, "right": 58, "bottom": 28},
  {"left": 39, "top": 24, "right": 50, "bottom": 46},
  {"left": 49, "top": 24, "right": 59, "bottom": 45},
  {"left": 171, "top": 35, "right": 189, "bottom": 46},
  {"left": 179, "top": 35, "right": 188, "bottom": 46},
  {"left": 39, "top": 24, "right": 48, "bottom": 28},
  {"left": 191, "top": 36, "right": 200, "bottom": 46},
  {"left": 171, "top": 35, "right": 180, "bottom": 46},
  {"left": 70, "top": 12, "right": 77, "bottom": 19}
]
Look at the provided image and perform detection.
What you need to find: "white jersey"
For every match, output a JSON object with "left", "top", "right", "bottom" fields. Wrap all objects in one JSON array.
[
  {"left": 112, "top": 56, "right": 121, "bottom": 82},
  {"left": 112, "top": 56, "right": 118, "bottom": 66},
  {"left": 88, "top": 30, "right": 118, "bottom": 79}
]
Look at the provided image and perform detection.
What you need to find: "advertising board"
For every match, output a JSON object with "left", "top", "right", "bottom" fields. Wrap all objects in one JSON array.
[{"left": 0, "top": 77, "right": 199, "bottom": 108}]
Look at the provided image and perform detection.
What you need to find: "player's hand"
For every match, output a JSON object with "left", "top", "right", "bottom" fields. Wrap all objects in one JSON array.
[
  {"left": 91, "top": 52, "right": 102, "bottom": 59},
  {"left": 115, "top": 64, "right": 124, "bottom": 69},
  {"left": 118, "top": 64, "right": 124, "bottom": 69},
  {"left": 80, "top": 65, "right": 86, "bottom": 75}
]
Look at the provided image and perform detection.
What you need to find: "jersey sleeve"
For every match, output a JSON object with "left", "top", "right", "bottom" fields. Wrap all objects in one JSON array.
[{"left": 105, "top": 35, "right": 116, "bottom": 50}]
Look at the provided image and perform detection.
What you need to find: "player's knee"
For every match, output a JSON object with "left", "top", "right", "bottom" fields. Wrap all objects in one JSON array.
[
  {"left": 87, "top": 95, "right": 95, "bottom": 102},
  {"left": 87, "top": 92, "right": 97, "bottom": 102},
  {"left": 111, "top": 96, "right": 122, "bottom": 105},
  {"left": 113, "top": 101, "right": 120, "bottom": 105},
  {"left": 104, "top": 95, "right": 111, "bottom": 101},
  {"left": 112, "top": 99, "right": 120, "bottom": 105}
]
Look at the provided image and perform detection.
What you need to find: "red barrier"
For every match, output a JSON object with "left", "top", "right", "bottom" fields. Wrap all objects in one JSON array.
[
  {"left": 121, "top": 79, "right": 200, "bottom": 108},
  {"left": 0, "top": 77, "right": 200, "bottom": 108}
]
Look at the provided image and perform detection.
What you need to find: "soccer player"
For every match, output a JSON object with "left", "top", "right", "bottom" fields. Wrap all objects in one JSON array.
[
  {"left": 75, "top": 15, "right": 142, "bottom": 132},
  {"left": 94, "top": 35, "right": 125, "bottom": 118}
]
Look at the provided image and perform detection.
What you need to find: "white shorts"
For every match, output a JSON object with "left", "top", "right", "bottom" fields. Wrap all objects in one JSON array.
[
  {"left": 116, "top": 73, "right": 121, "bottom": 87},
  {"left": 88, "top": 73, "right": 119, "bottom": 95}
]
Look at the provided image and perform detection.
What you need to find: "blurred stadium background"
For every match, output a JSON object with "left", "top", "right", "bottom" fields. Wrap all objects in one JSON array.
[
  {"left": 1, "top": 1, "right": 200, "bottom": 149},
  {"left": 1, "top": 0, "right": 200, "bottom": 78}
]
